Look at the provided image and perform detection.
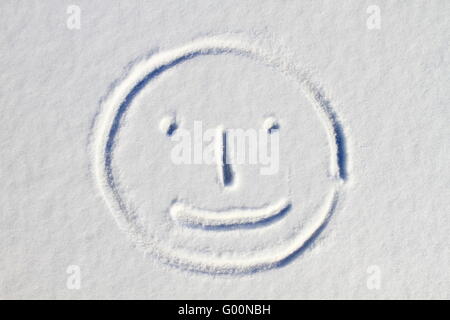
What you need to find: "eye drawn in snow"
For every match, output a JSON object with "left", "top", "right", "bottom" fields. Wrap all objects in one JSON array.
[{"left": 91, "top": 36, "right": 348, "bottom": 274}]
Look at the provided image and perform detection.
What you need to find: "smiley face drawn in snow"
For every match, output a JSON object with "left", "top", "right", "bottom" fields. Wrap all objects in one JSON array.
[{"left": 91, "top": 37, "right": 347, "bottom": 273}]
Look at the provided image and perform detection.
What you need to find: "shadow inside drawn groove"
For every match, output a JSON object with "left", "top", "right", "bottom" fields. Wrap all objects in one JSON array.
[
  {"left": 174, "top": 203, "right": 292, "bottom": 231},
  {"left": 313, "top": 90, "right": 347, "bottom": 180},
  {"left": 221, "top": 130, "right": 234, "bottom": 187},
  {"left": 166, "top": 121, "right": 178, "bottom": 136}
]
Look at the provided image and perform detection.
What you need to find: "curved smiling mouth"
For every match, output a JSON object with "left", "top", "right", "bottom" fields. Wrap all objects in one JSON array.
[{"left": 170, "top": 198, "right": 291, "bottom": 228}]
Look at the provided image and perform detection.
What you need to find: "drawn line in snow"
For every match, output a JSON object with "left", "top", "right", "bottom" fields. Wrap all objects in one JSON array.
[
  {"left": 90, "top": 36, "right": 348, "bottom": 274},
  {"left": 216, "top": 127, "right": 234, "bottom": 188},
  {"left": 163, "top": 190, "right": 340, "bottom": 274},
  {"left": 170, "top": 198, "right": 291, "bottom": 229},
  {"left": 160, "top": 115, "right": 178, "bottom": 136}
]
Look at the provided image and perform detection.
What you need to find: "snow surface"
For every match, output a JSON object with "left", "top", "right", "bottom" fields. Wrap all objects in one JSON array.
[{"left": 0, "top": 0, "right": 449, "bottom": 299}]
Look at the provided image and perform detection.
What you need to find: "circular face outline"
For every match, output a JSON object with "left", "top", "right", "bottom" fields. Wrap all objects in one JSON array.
[{"left": 91, "top": 37, "right": 346, "bottom": 274}]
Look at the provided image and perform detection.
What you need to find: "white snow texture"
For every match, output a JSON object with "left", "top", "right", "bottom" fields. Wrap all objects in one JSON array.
[{"left": 0, "top": 0, "right": 449, "bottom": 299}]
